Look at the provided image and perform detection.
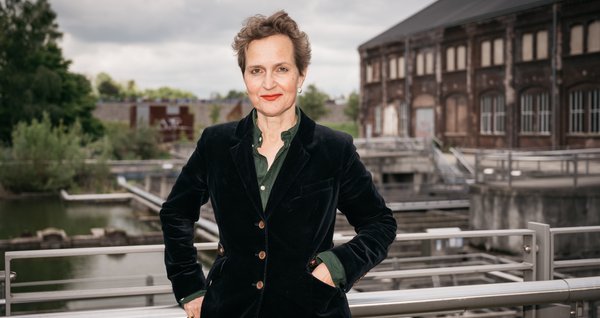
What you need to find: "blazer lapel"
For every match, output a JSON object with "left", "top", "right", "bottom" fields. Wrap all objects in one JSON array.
[
  {"left": 264, "top": 111, "right": 315, "bottom": 219},
  {"left": 230, "top": 114, "right": 264, "bottom": 217}
]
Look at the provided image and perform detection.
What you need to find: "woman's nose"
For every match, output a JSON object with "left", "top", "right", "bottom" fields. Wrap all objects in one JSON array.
[{"left": 262, "top": 72, "right": 276, "bottom": 90}]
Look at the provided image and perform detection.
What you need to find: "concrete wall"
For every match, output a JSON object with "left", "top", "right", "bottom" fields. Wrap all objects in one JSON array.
[{"left": 469, "top": 184, "right": 600, "bottom": 257}]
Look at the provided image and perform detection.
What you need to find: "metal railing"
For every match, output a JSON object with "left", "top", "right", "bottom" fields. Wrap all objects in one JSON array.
[
  {"left": 3, "top": 222, "right": 600, "bottom": 317},
  {"left": 474, "top": 148, "right": 600, "bottom": 188}
]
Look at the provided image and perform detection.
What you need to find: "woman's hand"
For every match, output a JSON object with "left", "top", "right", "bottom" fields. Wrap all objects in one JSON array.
[
  {"left": 311, "top": 263, "right": 335, "bottom": 287},
  {"left": 183, "top": 296, "right": 204, "bottom": 318}
]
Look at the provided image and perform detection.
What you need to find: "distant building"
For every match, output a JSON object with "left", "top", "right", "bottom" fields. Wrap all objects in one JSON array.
[{"left": 359, "top": 0, "right": 600, "bottom": 148}]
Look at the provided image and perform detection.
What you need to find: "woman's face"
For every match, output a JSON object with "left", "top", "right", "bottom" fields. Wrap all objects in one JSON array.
[{"left": 243, "top": 34, "right": 305, "bottom": 119}]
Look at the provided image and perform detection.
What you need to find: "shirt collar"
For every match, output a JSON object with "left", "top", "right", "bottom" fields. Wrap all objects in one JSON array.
[{"left": 252, "top": 107, "right": 301, "bottom": 148}]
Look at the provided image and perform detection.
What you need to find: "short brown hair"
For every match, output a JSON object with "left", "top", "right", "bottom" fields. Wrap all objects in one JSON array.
[{"left": 232, "top": 10, "right": 311, "bottom": 76}]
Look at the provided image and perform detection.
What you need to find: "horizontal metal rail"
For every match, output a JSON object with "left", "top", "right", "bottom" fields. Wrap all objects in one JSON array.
[
  {"left": 387, "top": 199, "right": 469, "bottom": 211},
  {"left": 347, "top": 276, "right": 600, "bottom": 317}
]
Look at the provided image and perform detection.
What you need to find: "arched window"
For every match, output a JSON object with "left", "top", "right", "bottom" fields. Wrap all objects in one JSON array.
[
  {"left": 480, "top": 92, "right": 505, "bottom": 134},
  {"left": 520, "top": 89, "right": 551, "bottom": 134}
]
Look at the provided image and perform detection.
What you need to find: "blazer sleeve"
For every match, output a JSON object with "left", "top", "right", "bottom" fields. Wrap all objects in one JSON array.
[
  {"left": 331, "top": 137, "right": 397, "bottom": 292},
  {"left": 160, "top": 131, "right": 211, "bottom": 302}
]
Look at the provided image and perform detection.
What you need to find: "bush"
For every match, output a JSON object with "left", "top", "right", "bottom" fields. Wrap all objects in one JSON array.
[
  {"left": 0, "top": 114, "right": 85, "bottom": 193},
  {"left": 104, "top": 122, "right": 166, "bottom": 160}
]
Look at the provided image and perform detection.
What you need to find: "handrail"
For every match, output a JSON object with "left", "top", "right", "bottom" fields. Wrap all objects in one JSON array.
[
  {"left": 347, "top": 276, "right": 600, "bottom": 317},
  {"left": 4, "top": 224, "right": 600, "bottom": 316}
]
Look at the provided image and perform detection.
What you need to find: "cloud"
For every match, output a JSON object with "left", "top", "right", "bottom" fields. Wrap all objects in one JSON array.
[{"left": 51, "top": 0, "right": 436, "bottom": 98}]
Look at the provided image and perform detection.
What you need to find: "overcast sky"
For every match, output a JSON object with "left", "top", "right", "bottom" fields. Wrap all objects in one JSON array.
[{"left": 50, "top": 0, "right": 436, "bottom": 99}]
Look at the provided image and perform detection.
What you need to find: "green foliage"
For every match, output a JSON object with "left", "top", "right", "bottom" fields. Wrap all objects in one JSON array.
[
  {"left": 345, "top": 91, "right": 360, "bottom": 122},
  {"left": 224, "top": 90, "right": 246, "bottom": 100},
  {"left": 142, "top": 86, "right": 196, "bottom": 100},
  {"left": 0, "top": 114, "right": 85, "bottom": 192},
  {"left": 0, "top": 0, "right": 104, "bottom": 143},
  {"left": 320, "top": 121, "right": 359, "bottom": 138},
  {"left": 104, "top": 122, "right": 166, "bottom": 160},
  {"left": 210, "top": 104, "right": 221, "bottom": 124},
  {"left": 298, "top": 84, "right": 329, "bottom": 121}
]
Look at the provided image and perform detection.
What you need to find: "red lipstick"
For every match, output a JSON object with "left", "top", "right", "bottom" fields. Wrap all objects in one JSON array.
[{"left": 260, "top": 94, "right": 282, "bottom": 101}]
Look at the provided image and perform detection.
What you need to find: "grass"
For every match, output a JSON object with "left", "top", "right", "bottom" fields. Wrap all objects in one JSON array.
[{"left": 319, "top": 121, "right": 359, "bottom": 138}]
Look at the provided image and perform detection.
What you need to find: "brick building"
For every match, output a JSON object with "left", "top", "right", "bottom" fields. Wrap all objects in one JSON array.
[{"left": 359, "top": 0, "right": 600, "bottom": 148}]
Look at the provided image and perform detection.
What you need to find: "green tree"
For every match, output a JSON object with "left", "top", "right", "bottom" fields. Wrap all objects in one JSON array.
[
  {"left": 298, "top": 84, "right": 329, "bottom": 121},
  {"left": 345, "top": 91, "right": 360, "bottom": 122},
  {"left": 0, "top": 0, "right": 103, "bottom": 143},
  {"left": 143, "top": 86, "right": 197, "bottom": 100},
  {"left": 96, "top": 72, "right": 122, "bottom": 100}
]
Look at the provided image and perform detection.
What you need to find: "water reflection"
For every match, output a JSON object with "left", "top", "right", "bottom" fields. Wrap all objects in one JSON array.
[{"left": 1, "top": 196, "right": 172, "bottom": 314}]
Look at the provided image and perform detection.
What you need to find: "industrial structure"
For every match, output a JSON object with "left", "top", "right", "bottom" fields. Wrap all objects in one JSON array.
[{"left": 359, "top": 0, "right": 600, "bottom": 149}]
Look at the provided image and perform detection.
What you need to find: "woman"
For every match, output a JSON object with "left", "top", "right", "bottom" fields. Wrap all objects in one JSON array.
[{"left": 160, "top": 10, "right": 397, "bottom": 318}]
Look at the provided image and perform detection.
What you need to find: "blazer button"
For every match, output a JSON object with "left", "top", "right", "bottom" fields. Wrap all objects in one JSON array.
[
  {"left": 258, "top": 251, "right": 266, "bottom": 260},
  {"left": 255, "top": 281, "right": 264, "bottom": 290},
  {"left": 309, "top": 258, "right": 318, "bottom": 268},
  {"left": 257, "top": 220, "right": 265, "bottom": 230}
]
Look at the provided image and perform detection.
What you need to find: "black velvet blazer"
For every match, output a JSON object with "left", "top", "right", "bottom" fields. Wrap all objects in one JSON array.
[{"left": 160, "top": 110, "right": 397, "bottom": 318}]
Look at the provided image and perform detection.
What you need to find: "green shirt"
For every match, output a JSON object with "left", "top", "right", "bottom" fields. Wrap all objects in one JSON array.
[{"left": 181, "top": 107, "right": 346, "bottom": 304}]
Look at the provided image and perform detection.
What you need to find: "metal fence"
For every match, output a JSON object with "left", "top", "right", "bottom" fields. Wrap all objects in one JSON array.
[
  {"left": 3, "top": 222, "right": 600, "bottom": 317},
  {"left": 473, "top": 148, "right": 600, "bottom": 188}
]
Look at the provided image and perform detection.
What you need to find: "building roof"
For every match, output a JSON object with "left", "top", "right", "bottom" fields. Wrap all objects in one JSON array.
[{"left": 359, "top": 0, "right": 558, "bottom": 51}]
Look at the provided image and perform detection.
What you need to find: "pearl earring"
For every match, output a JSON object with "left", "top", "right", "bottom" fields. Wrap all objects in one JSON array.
[{"left": 297, "top": 87, "right": 302, "bottom": 94}]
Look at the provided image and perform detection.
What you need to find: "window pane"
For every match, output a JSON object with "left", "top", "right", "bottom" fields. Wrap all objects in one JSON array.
[
  {"left": 570, "top": 25, "right": 584, "bottom": 55},
  {"left": 446, "top": 47, "right": 455, "bottom": 71},
  {"left": 570, "top": 90, "right": 585, "bottom": 132},
  {"left": 416, "top": 53, "right": 424, "bottom": 75},
  {"left": 373, "top": 61, "right": 380, "bottom": 82},
  {"left": 591, "top": 89, "right": 600, "bottom": 133},
  {"left": 493, "top": 38, "right": 504, "bottom": 65},
  {"left": 457, "top": 45, "right": 466, "bottom": 70},
  {"left": 522, "top": 33, "right": 533, "bottom": 61},
  {"left": 521, "top": 94, "right": 533, "bottom": 132},
  {"left": 537, "top": 30, "right": 548, "bottom": 59},
  {"left": 366, "top": 64, "right": 373, "bottom": 83},
  {"left": 426, "top": 51, "right": 434, "bottom": 74},
  {"left": 588, "top": 21, "right": 600, "bottom": 53},
  {"left": 481, "top": 41, "right": 491, "bottom": 67},
  {"left": 398, "top": 57, "right": 405, "bottom": 78},
  {"left": 480, "top": 96, "right": 492, "bottom": 133},
  {"left": 539, "top": 92, "right": 551, "bottom": 133},
  {"left": 375, "top": 105, "right": 382, "bottom": 134},
  {"left": 494, "top": 95, "right": 505, "bottom": 133},
  {"left": 389, "top": 57, "right": 397, "bottom": 79}
]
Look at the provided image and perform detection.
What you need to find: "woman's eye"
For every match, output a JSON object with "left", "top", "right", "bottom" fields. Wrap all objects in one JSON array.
[
  {"left": 277, "top": 67, "right": 288, "bottom": 72},
  {"left": 250, "top": 68, "right": 262, "bottom": 75}
]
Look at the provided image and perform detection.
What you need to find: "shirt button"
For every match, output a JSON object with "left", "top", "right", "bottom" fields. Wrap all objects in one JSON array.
[
  {"left": 257, "top": 220, "right": 265, "bottom": 229},
  {"left": 258, "top": 251, "right": 266, "bottom": 260},
  {"left": 255, "top": 281, "right": 264, "bottom": 290},
  {"left": 260, "top": 185, "right": 266, "bottom": 191}
]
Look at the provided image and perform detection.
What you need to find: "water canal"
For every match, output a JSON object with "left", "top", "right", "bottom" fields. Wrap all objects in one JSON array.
[{"left": 0, "top": 196, "right": 174, "bottom": 314}]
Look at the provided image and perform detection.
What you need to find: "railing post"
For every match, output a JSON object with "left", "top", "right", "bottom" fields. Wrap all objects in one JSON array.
[
  {"left": 573, "top": 154, "right": 578, "bottom": 188},
  {"left": 508, "top": 151, "right": 513, "bottom": 188},
  {"left": 4, "top": 256, "right": 11, "bottom": 316},
  {"left": 145, "top": 275, "right": 154, "bottom": 306},
  {"left": 474, "top": 150, "right": 480, "bottom": 183},
  {"left": 528, "top": 222, "right": 552, "bottom": 281}
]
